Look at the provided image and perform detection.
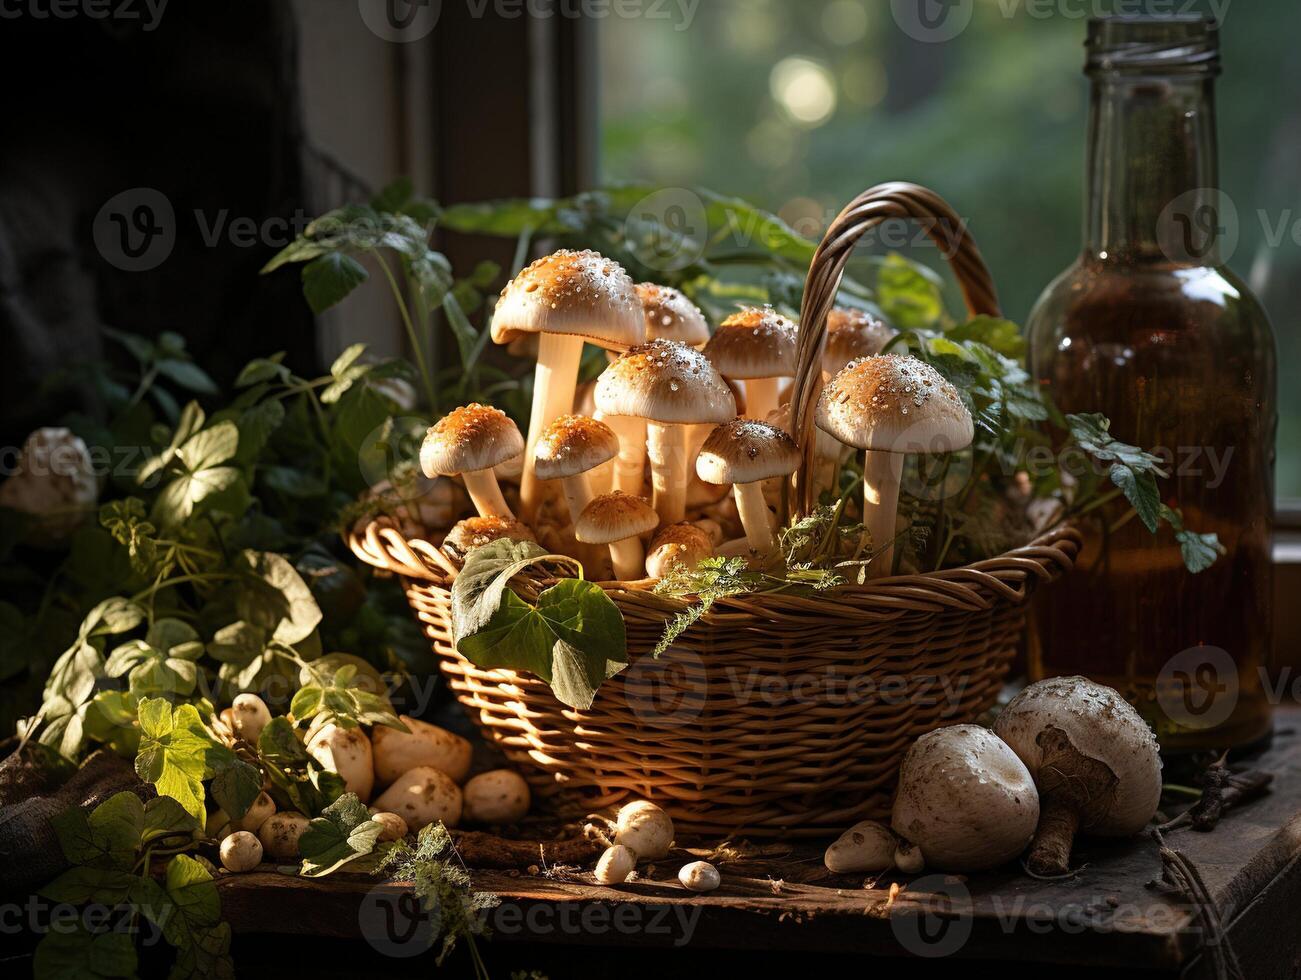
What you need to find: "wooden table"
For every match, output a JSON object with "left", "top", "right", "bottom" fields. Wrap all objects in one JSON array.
[{"left": 220, "top": 706, "right": 1301, "bottom": 979}]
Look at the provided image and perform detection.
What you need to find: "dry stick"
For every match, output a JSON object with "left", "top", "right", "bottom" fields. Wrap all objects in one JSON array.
[
  {"left": 450, "top": 830, "right": 603, "bottom": 870},
  {"left": 519, "top": 333, "right": 583, "bottom": 522},
  {"left": 1152, "top": 827, "right": 1244, "bottom": 980}
]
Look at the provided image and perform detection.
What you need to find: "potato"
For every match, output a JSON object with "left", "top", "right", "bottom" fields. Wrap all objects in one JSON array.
[
  {"left": 306, "top": 724, "right": 374, "bottom": 803},
  {"left": 614, "top": 800, "right": 673, "bottom": 860},
  {"left": 256, "top": 812, "right": 310, "bottom": 860},
  {"left": 231, "top": 694, "right": 271, "bottom": 744},
  {"left": 371, "top": 766, "right": 463, "bottom": 831},
  {"left": 370, "top": 811, "right": 408, "bottom": 842},
  {"left": 371, "top": 716, "right": 472, "bottom": 786},
  {"left": 462, "top": 770, "right": 530, "bottom": 825},
  {"left": 219, "top": 831, "right": 263, "bottom": 873}
]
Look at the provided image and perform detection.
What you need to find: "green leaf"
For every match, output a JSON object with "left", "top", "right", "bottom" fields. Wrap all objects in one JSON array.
[
  {"left": 876, "top": 253, "right": 944, "bottom": 329},
  {"left": 158, "top": 854, "right": 235, "bottom": 979},
  {"left": 34, "top": 927, "right": 138, "bottom": 980},
  {"left": 1160, "top": 505, "right": 1225, "bottom": 574},
  {"left": 947, "top": 315, "right": 1026, "bottom": 359},
  {"left": 1108, "top": 464, "right": 1162, "bottom": 533},
  {"left": 235, "top": 354, "right": 291, "bottom": 388},
  {"left": 155, "top": 357, "right": 219, "bottom": 395},
  {"left": 209, "top": 755, "right": 263, "bottom": 821},
  {"left": 50, "top": 792, "right": 142, "bottom": 871},
  {"left": 143, "top": 795, "right": 198, "bottom": 844},
  {"left": 134, "top": 699, "right": 228, "bottom": 822},
  {"left": 302, "top": 253, "right": 369, "bottom": 314},
  {"left": 238, "top": 550, "right": 323, "bottom": 645},
  {"left": 297, "top": 792, "right": 383, "bottom": 877},
  {"left": 40, "top": 865, "right": 139, "bottom": 905},
  {"left": 104, "top": 619, "right": 204, "bottom": 697}
]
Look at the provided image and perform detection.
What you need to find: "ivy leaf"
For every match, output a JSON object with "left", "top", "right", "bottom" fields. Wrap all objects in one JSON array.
[
  {"left": 237, "top": 550, "right": 323, "bottom": 645},
  {"left": 49, "top": 793, "right": 142, "bottom": 872},
  {"left": 133, "top": 698, "right": 225, "bottom": 822},
  {"left": 33, "top": 928, "right": 138, "bottom": 980},
  {"left": 151, "top": 421, "right": 245, "bottom": 527},
  {"left": 104, "top": 618, "right": 204, "bottom": 697},
  {"left": 159, "top": 854, "right": 235, "bottom": 979},
  {"left": 40, "top": 865, "right": 139, "bottom": 905},
  {"left": 1108, "top": 464, "right": 1162, "bottom": 533},
  {"left": 208, "top": 755, "right": 263, "bottom": 821},
  {"left": 1161, "top": 505, "right": 1225, "bottom": 574},
  {"left": 297, "top": 792, "right": 383, "bottom": 877},
  {"left": 143, "top": 795, "right": 199, "bottom": 844},
  {"left": 302, "top": 253, "right": 369, "bottom": 314}
]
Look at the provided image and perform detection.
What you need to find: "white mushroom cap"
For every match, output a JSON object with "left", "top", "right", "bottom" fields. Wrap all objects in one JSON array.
[
  {"left": 636, "top": 283, "right": 710, "bottom": 348},
  {"left": 595, "top": 844, "right": 636, "bottom": 884},
  {"left": 491, "top": 249, "right": 644, "bottom": 351},
  {"left": 678, "top": 860, "right": 721, "bottom": 892},
  {"left": 816, "top": 354, "right": 973, "bottom": 454},
  {"left": 824, "top": 820, "right": 898, "bottom": 874},
  {"left": 614, "top": 799, "right": 674, "bottom": 860},
  {"left": 442, "top": 516, "right": 536, "bottom": 558},
  {"left": 703, "top": 306, "right": 798, "bottom": 380},
  {"left": 533, "top": 415, "right": 619, "bottom": 481},
  {"left": 891, "top": 724, "right": 1039, "bottom": 872},
  {"left": 594, "top": 339, "right": 737, "bottom": 425},
  {"left": 696, "top": 419, "right": 800, "bottom": 486},
  {"left": 993, "top": 676, "right": 1162, "bottom": 837},
  {"left": 421, "top": 404, "right": 525, "bottom": 476},
  {"left": 822, "top": 307, "right": 896, "bottom": 376},
  {"left": 219, "top": 831, "right": 263, "bottom": 873},
  {"left": 574, "top": 492, "right": 659, "bottom": 546},
  {"left": 645, "top": 522, "right": 713, "bottom": 579}
]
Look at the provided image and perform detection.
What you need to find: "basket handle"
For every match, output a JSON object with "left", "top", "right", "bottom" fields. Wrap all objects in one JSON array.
[{"left": 786, "top": 181, "right": 1002, "bottom": 518}]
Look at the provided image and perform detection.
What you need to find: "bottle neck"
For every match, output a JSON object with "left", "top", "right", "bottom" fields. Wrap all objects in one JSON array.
[{"left": 1084, "top": 74, "right": 1220, "bottom": 265}]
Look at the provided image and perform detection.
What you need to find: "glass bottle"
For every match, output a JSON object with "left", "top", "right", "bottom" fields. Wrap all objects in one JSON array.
[{"left": 1025, "top": 16, "right": 1277, "bottom": 751}]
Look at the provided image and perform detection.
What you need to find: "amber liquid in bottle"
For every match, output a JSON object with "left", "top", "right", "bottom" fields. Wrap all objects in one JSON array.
[{"left": 1025, "top": 18, "right": 1277, "bottom": 751}]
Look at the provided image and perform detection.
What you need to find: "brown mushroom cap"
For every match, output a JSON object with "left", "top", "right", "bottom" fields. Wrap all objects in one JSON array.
[
  {"left": 703, "top": 307, "right": 798, "bottom": 380},
  {"left": 533, "top": 415, "right": 619, "bottom": 481},
  {"left": 636, "top": 283, "right": 710, "bottom": 348},
  {"left": 594, "top": 339, "right": 736, "bottom": 425},
  {"left": 822, "top": 308, "right": 896, "bottom": 376},
  {"left": 816, "top": 354, "right": 973, "bottom": 454},
  {"left": 696, "top": 419, "right": 801, "bottom": 485},
  {"left": 491, "top": 249, "right": 644, "bottom": 351},
  {"left": 574, "top": 492, "right": 659, "bottom": 545},
  {"left": 421, "top": 404, "right": 524, "bottom": 477},
  {"left": 442, "top": 515, "right": 536, "bottom": 557},
  {"left": 645, "top": 522, "right": 713, "bottom": 578}
]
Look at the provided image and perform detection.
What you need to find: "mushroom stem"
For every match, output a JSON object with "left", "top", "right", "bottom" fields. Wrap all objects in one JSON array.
[
  {"left": 601, "top": 413, "right": 647, "bottom": 496},
  {"left": 743, "top": 377, "right": 780, "bottom": 420},
  {"left": 560, "top": 473, "right": 594, "bottom": 526},
  {"left": 462, "top": 469, "right": 513, "bottom": 519},
  {"left": 646, "top": 422, "right": 688, "bottom": 524},
  {"left": 608, "top": 536, "right": 645, "bottom": 581},
  {"left": 733, "top": 481, "right": 776, "bottom": 555},
  {"left": 519, "top": 333, "right": 583, "bottom": 521},
  {"left": 1025, "top": 797, "right": 1080, "bottom": 876},
  {"left": 862, "top": 449, "right": 902, "bottom": 579}
]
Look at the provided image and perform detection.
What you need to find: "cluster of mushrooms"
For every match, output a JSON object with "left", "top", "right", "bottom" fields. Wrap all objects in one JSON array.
[
  {"left": 825, "top": 675, "right": 1164, "bottom": 878},
  {"left": 417, "top": 248, "right": 975, "bottom": 582}
]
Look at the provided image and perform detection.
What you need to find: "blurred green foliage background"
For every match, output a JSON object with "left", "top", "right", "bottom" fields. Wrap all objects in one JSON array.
[{"left": 599, "top": 0, "right": 1301, "bottom": 499}]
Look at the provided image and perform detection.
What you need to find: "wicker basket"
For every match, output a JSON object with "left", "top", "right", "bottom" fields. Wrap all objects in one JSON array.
[{"left": 349, "top": 182, "right": 1082, "bottom": 837}]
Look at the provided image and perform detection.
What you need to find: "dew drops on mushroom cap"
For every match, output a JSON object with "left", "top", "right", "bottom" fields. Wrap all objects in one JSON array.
[
  {"left": 635, "top": 282, "right": 711, "bottom": 348},
  {"left": 490, "top": 249, "right": 645, "bottom": 351},
  {"left": 594, "top": 339, "right": 737, "bottom": 424},
  {"left": 816, "top": 354, "right": 973, "bottom": 454},
  {"left": 696, "top": 419, "right": 801, "bottom": 485},
  {"left": 703, "top": 306, "right": 799, "bottom": 379},
  {"left": 574, "top": 491, "right": 659, "bottom": 545},
  {"left": 442, "top": 515, "right": 536, "bottom": 556},
  {"left": 822, "top": 307, "right": 897, "bottom": 376},
  {"left": 421, "top": 403, "right": 525, "bottom": 476},
  {"left": 533, "top": 414, "right": 620, "bottom": 481}
]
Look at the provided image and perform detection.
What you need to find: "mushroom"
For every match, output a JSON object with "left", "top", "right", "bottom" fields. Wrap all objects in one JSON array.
[
  {"left": 636, "top": 283, "right": 710, "bottom": 348},
  {"left": 370, "top": 811, "right": 409, "bottom": 843},
  {"left": 696, "top": 420, "right": 800, "bottom": 556},
  {"left": 533, "top": 415, "right": 620, "bottom": 526},
  {"left": 462, "top": 769, "right": 532, "bottom": 825},
  {"left": 595, "top": 339, "right": 736, "bottom": 524},
  {"left": 371, "top": 766, "right": 463, "bottom": 831},
  {"left": 441, "top": 516, "right": 536, "bottom": 561},
  {"left": 574, "top": 492, "right": 659, "bottom": 582},
  {"left": 0, "top": 427, "right": 98, "bottom": 543},
  {"left": 645, "top": 522, "right": 713, "bottom": 579},
  {"left": 817, "top": 355, "right": 973, "bottom": 578},
  {"left": 993, "top": 676, "right": 1163, "bottom": 876},
  {"left": 891, "top": 724, "right": 1040, "bottom": 872},
  {"left": 230, "top": 693, "right": 270, "bottom": 745},
  {"left": 823, "top": 819, "right": 899, "bottom": 874},
  {"left": 421, "top": 404, "right": 524, "bottom": 520},
  {"left": 894, "top": 841, "right": 925, "bottom": 875},
  {"left": 257, "top": 812, "right": 311, "bottom": 860},
  {"left": 594, "top": 844, "right": 636, "bottom": 884},
  {"left": 491, "top": 249, "right": 645, "bottom": 520},
  {"left": 306, "top": 724, "right": 375, "bottom": 803},
  {"left": 702, "top": 306, "right": 798, "bottom": 420},
  {"left": 219, "top": 831, "right": 263, "bottom": 873},
  {"left": 821, "top": 307, "right": 896, "bottom": 380},
  {"left": 371, "top": 715, "right": 473, "bottom": 786},
  {"left": 678, "top": 861, "right": 721, "bottom": 892},
  {"left": 614, "top": 799, "right": 674, "bottom": 860}
]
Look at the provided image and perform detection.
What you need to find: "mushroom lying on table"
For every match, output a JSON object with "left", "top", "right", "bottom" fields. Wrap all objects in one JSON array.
[
  {"left": 491, "top": 249, "right": 645, "bottom": 520},
  {"left": 696, "top": 419, "right": 800, "bottom": 557},
  {"left": 703, "top": 306, "right": 798, "bottom": 420},
  {"left": 595, "top": 339, "right": 736, "bottom": 524},
  {"left": 421, "top": 404, "right": 524, "bottom": 519},
  {"left": 817, "top": 354, "right": 973, "bottom": 578}
]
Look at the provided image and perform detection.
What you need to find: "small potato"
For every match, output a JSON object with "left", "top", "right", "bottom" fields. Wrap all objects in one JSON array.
[
  {"left": 220, "top": 831, "right": 263, "bottom": 873},
  {"left": 371, "top": 766, "right": 463, "bottom": 832},
  {"left": 615, "top": 800, "right": 673, "bottom": 860},
  {"left": 462, "top": 770, "right": 530, "bottom": 825},
  {"left": 678, "top": 861, "right": 720, "bottom": 893},
  {"left": 230, "top": 792, "right": 276, "bottom": 834},
  {"left": 371, "top": 717, "right": 472, "bottom": 786},
  {"left": 307, "top": 724, "right": 374, "bottom": 803},
  {"left": 257, "top": 812, "right": 310, "bottom": 860},
  {"left": 370, "top": 811, "right": 409, "bottom": 842},
  {"left": 594, "top": 845, "right": 636, "bottom": 884},
  {"left": 231, "top": 694, "right": 271, "bottom": 744}
]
